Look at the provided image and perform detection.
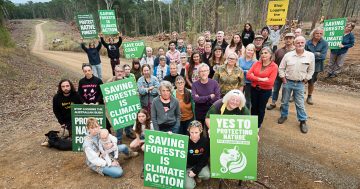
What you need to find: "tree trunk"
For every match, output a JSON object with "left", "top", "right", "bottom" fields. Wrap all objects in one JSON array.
[
  {"left": 310, "top": 0, "right": 321, "bottom": 31},
  {"left": 214, "top": 0, "right": 219, "bottom": 32},
  {"left": 158, "top": 1, "right": 163, "bottom": 32},
  {"left": 342, "top": 0, "right": 349, "bottom": 17},
  {"left": 169, "top": 3, "right": 171, "bottom": 32}
]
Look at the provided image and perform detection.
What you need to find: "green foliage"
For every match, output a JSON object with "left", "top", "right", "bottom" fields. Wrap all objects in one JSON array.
[{"left": 0, "top": 26, "right": 13, "bottom": 47}]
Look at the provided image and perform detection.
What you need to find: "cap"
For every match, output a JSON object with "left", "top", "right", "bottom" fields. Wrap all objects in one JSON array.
[
  {"left": 255, "top": 35, "right": 264, "bottom": 39},
  {"left": 285, "top": 33, "right": 295, "bottom": 38}
]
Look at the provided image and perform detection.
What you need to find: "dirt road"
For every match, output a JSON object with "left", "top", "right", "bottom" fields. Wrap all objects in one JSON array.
[
  {"left": 31, "top": 21, "right": 131, "bottom": 80},
  {"left": 2, "top": 20, "right": 358, "bottom": 189}
]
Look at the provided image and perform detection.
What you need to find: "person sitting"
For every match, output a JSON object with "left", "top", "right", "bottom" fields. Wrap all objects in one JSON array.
[{"left": 185, "top": 120, "right": 210, "bottom": 189}]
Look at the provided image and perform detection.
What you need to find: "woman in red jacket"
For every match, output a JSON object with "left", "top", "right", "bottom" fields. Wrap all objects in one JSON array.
[{"left": 247, "top": 46, "right": 278, "bottom": 128}]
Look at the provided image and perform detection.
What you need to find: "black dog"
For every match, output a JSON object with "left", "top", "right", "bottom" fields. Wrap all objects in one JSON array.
[{"left": 45, "top": 130, "right": 72, "bottom": 151}]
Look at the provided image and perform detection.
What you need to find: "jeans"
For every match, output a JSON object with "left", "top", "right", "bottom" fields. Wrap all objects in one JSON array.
[
  {"left": 91, "top": 64, "right": 102, "bottom": 80},
  {"left": 116, "top": 126, "right": 133, "bottom": 141},
  {"left": 281, "top": 80, "right": 307, "bottom": 121},
  {"left": 251, "top": 87, "right": 272, "bottom": 128},
  {"left": 244, "top": 83, "right": 252, "bottom": 109},
  {"left": 271, "top": 77, "right": 283, "bottom": 103},
  {"left": 118, "top": 144, "right": 130, "bottom": 155},
  {"left": 102, "top": 166, "right": 123, "bottom": 178},
  {"left": 180, "top": 118, "right": 194, "bottom": 135},
  {"left": 327, "top": 53, "right": 347, "bottom": 75}
]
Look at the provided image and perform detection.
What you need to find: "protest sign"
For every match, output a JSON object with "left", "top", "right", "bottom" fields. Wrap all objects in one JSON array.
[
  {"left": 76, "top": 14, "right": 98, "bottom": 39},
  {"left": 266, "top": 0, "right": 289, "bottom": 25},
  {"left": 324, "top": 18, "right": 347, "bottom": 49},
  {"left": 144, "top": 130, "right": 189, "bottom": 189},
  {"left": 100, "top": 77, "right": 141, "bottom": 131},
  {"left": 210, "top": 114, "right": 258, "bottom": 180},
  {"left": 71, "top": 104, "right": 106, "bottom": 152},
  {"left": 123, "top": 40, "right": 146, "bottom": 59},
  {"left": 98, "top": 10, "right": 118, "bottom": 35}
]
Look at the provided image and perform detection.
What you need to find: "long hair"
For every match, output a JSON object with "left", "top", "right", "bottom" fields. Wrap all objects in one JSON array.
[
  {"left": 243, "top": 23, "right": 253, "bottom": 33},
  {"left": 175, "top": 76, "right": 191, "bottom": 104},
  {"left": 134, "top": 109, "right": 151, "bottom": 135},
  {"left": 209, "top": 46, "right": 225, "bottom": 67},
  {"left": 188, "top": 51, "right": 202, "bottom": 80},
  {"left": 131, "top": 58, "right": 140, "bottom": 71},
  {"left": 57, "top": 79, "right": 76, "bottom": 95},
  {"left": 229, "top": 33, "right": 243, "bottom": 55}
]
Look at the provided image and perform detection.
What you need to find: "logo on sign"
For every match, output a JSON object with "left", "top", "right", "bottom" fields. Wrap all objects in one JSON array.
[{"left": 219, "top": 146, "right": 247, "bottom": 173}]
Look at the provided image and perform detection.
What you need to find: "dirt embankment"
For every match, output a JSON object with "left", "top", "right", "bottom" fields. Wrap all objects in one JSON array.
[{"left": 0, "top": 20, "right": 359, "bottom": 189}]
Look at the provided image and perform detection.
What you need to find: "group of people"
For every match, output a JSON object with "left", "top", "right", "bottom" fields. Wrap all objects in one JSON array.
[{"left": 51, "top": 21, "right": 356, "bottom": 188}]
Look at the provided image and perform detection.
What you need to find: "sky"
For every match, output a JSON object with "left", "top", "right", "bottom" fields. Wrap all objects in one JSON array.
[{"left": 10, "top": 0, "right": 50, "bottom": 4}]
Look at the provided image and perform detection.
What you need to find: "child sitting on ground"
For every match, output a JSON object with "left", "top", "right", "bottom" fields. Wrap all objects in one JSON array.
[
  {"left": 130, "top": 109, "right": 154, "bottom": 152},
  {"left": 99, "top": 129, "right": 118, "bottom": 166}
]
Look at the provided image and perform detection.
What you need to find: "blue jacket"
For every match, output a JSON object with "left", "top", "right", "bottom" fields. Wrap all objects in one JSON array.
[
  {"left": 331, "top": 32, "right": 355, "bottom": 55},
  {"left": 238, "top": 57, "right": 256, "bottom": 83},
  {"left": 137, "top": 75, "right": 160, "bottom": 108},
  {"left": 305, "top": 39, "right": 328, "bottom": 72},
  {"left": 81, "top": 42, "right": 102, "bottom": 65}
]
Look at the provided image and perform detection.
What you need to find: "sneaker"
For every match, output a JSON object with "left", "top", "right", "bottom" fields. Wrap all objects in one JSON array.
[
  {"left": 41, "top": 141, "right": 49, "bottom": 146},
  {"left": 289, "top": 96, "right": 294, "bottom": 102},
  {"left": 266, "top": 104, "right": 276, "bottom": 110},
  {"left": 306, "top": 96, "right": 314, "bottom": 105},
  {"left": 278, "top": 117, "right": 287, "bottom": 124},
  {"left": 300, "top": 121, "right": 308, "bottom": 133}
]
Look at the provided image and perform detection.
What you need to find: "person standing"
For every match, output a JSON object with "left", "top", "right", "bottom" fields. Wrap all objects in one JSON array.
[
  {"left": 247, "top": 47, "right": 278, "bottom": 128},
  {"left": 131, "top": 59, "right": 142, "bottom": 82},
  {"left": 153, "top": 55, "right": 170, "bottom": 82},
  {"left": 140, "top": 47, "right": 156, "bottom": 70},
  {"left": 201, "top": 43, "right": 212, "bottom": 65},
  {"left": 241, "top": 23, "right": 255, "bottom": 48},
  {"left": 192, "top": 63, "right": 221, "bottom": 126},
  {"left": 100, "top": 32, "right": 122, "bottom": 76},
  {"left": 166, "top": 40, "right": 181, "bottom": 64},
  {"left": 177, "top": 52, "right": 189, "bottom": 78},
  {"left": 327, "top": 22, "right": 355, "bottom": 78},
  {"left": 212, "top": 31, "right": 228, "bottom": 53},
  {"left": 174, "top": 76, "right": 195, "bottom": 135},
  {"left": 208, "top": 46, "right": 225, "bottom": 78},
  {"left": 78, "top": 64, "right": 103, "bottom": 105},
  {"left": 53, "top": 79, "right": 82, "bottom": 137},
  {"left": 196, "top": 36, "right": 206, "bottom": 55},
  {"left": 224, "top": 33, "right": 245, "bottom": 58},
  {"left": 151, "top": 81, "right": 181, "bottom": 133},
  {"left": 154, "top": 47, "right": 171, "bottom": 69},
  {"left": 185, "top": 52, "right": 202, "bottom": 88},
  {"left": 204, "top": 30, "right": 214, "bottom": 44},
  {"left": 238, "top": 44, "right": 257, "bottom": 109},
  {"left": 176, "top": 38, "right": 187, "bottom": 53},
  {"left": 108, "top": 65, "right": 136, "bottom": 141},
  {"left": 137, "top": 64, "right": 160, "bottom": 113},
  {"left": 80, "top": 38, "right": 102, "bottom": 79},
  {"left": 305, "top": 28, "right": 328, "bottom": 105},
  {"left": 164, "top": 62, "right": 180, "bottom": 87},
  {"left": 269, "top": 25, "right": 284, "bottom": 52},
  {"left": 261, "top": 27, "right": 272, "bottom": 48},
  {"left": 213, "top": 52, "right": 245, "bottom": 97},
  {"left": 267, "top": 33, "right": 296, "bottom": 110},
  {"left": 254, "top": 35, "right": 264, "bottom": 60},
  {"left": 278, "top": 36, "right": 315, "bottom": 134}
]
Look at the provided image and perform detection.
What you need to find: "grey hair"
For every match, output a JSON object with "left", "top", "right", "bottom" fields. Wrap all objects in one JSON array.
[
  {"left": 146, "top": 47, "right": 153, "bottom": 52},
  {"left": 114, "top": 64, "right": 123, "bottom": 71},
  {"left": 225, "top": 52, "right": 239, "bottom": 66},
  {"left": 159, "top": 80, "right": 173, "bottom": 93},
  {"left": 260, "top": 46, "right": 273, "bottom": 56},
  {"left": 217, "top": 31, "right": 224, "bottom": 36},
  {"left": 310, "top": 27, "right": 324, "bottom": 38},
  {"left": 198, "top": 63, "right": 210, "bottom": 71},
  {"left": 222, "top": 89, "right": 246, "bottom": 110}
]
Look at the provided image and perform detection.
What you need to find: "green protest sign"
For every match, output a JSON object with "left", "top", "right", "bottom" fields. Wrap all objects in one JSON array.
[
  {"left": 71, "top": 104, "right": 106, "bottom": 152},
  {"left": 100, "top": 77, "right": 141, "bottom": 131},
  {"left": 210, "top": 114, "right": 258, "bottom": 180},
  {"left": 98, "top": 10, "right": 118, "bottom": 35},
  {"left": 123, "top": 40, "right": 146, "bottom": 59},
  {"left": 76, "top": 14, "right": 98, "bottom": 39},
  {"left": 324, "top": 18, "right": 347, "bottom": 49},
  {"left": 144, "top": 130, "right": 189, "bottom": 189}
]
